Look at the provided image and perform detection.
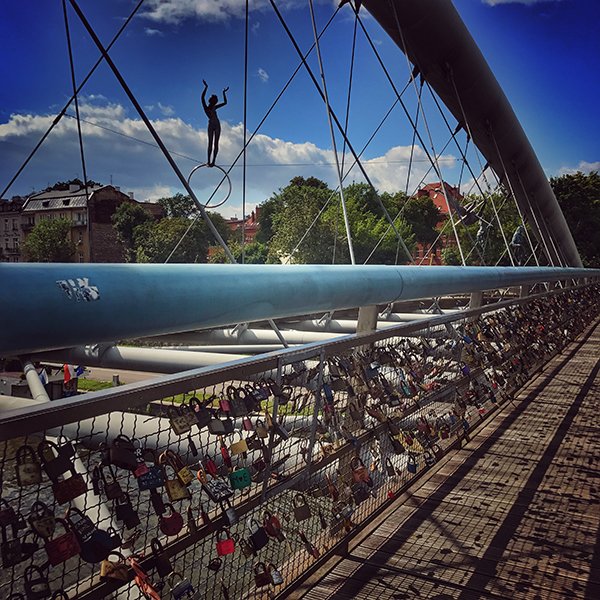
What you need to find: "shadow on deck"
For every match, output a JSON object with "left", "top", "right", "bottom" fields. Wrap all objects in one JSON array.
[{"left": 288, "top": 322, "right": 600, "bottom": 600}]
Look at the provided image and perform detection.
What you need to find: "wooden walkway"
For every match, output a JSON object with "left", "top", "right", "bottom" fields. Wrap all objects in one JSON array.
[{"left": 289, "top": 321, "right": 600, "bottom": 600}]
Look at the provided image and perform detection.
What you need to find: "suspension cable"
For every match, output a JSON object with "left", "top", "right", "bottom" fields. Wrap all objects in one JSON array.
[
  {"left": 308, "top": 0, "right": 355, "bottom": 263},
  {"left": 446, "top": 72, "right": 515, "bottom": 265},
  {"left": 270, "top": 0, "right": 412, "bottom": 262},
  {"left": 489, "top": 128, "right": 556, "bottom": 266},
  {"left": 387, "top": 11, "right": 469, "bottom": 265},
  {"left": 242, "top": 0, "right": 249, "bottom": 264},
  {"left": 168, "top": 6, "right": 343, "bottom": 254},
  {"left": 62, "top": 0, "right": 90, "bottom": 208},
  {"left": 404, "top": 72, "right": 422, "bottom": 196},
  {"left": 0, "top": 0, "right": 146, "bottom": 200},
  {"left": 513, "top": 168, "right": 553, "bottom": 266}
]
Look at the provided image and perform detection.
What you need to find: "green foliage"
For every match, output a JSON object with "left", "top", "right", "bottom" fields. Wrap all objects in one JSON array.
[
  {"left": 134, "top": 211, "right": 229, "bottom": 263},
  {"left": 44, "top": 178, "right": 102, "bottom": 192},
  {"left": 209, "top": 241, "right": 269, "bottom": 264},
  {"left": 260, "top": 179, "right": 414, "bottom": 264},
  {"left": 158, "top": 193, "right": 198, "bottom": 219},
  {"left": 268, "top": 180, "right": 336, "bottom": 263},
  {"left": 24, "top": 218, "right": 75, "bottom": 262},
  {"left": 551, "top": 171, "right": 600, "bottom": 266},
  {"left": 448, "top": 192, "right": 524, "bottom": 266},
  {"left": 441, "top": 246, "right": 462, "bottom": 266},
  {"left": 111, "top": 202, "right": 152, "bottom": 262}
]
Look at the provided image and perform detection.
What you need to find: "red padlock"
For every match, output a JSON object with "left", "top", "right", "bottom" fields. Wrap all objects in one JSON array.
[
  {"left": 44, "top": 518, "right": 81, "bottom": 566},
  {"left": 216, "top": 527, "right": 235, "bottom": 556},
  {"left": 159, "top": 504, "right": 184, "bottom": 537}
]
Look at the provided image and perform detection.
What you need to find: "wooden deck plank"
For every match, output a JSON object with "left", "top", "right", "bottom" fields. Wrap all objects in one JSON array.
[{"left": 287, "top": 322, "right": 600, "bottom": 600}]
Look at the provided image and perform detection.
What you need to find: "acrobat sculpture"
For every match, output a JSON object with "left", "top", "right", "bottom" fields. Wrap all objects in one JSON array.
[{"left": 202, "top": 80, "right": 228, "bottom": 167}]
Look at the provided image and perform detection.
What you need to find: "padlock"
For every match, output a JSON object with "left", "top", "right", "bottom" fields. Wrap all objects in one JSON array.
[
  {"left": 100, "top": 464, "right": 124, "bottom": 500},
  {"left": 100, "top": 551, "right": 129, "bottom": 581},
  {"left": 15, "top": 445, "right": 42, "bottom": 487},
  {"left": 424, "top": 451, "right": 435, "bottom": 468},
  {"left": 51, "top": 465, "right": 87, "bottom": 505},
  {"left": 37, "top": 440, "right": 70, "bottom": 481},
  {"left": 216, "top": 527, "right": 235, "bottom": 556},
  {"left": 237, "top": 535, "right": 255, "bottom": 558},
  {"left": 0, "top": 499, "right": 19, "bottom": 529},
  {"left": 254, "top": 562, "right": 271, "bottom": 588},
  {"left": 255, "top": 418, "right": 269, "bottom": 439},
  {"left": 350, "top": 456, "right": 371, "bottom": 485},
  {"left": 229, "top": 467, "right": 251, "bottom": 491},
  {"left": 225, "top": 386, "right": 249, "bottom": 417},
  {"left": 115, "top": 493, "right": 140, "bottom": 529},
  {"left": 169, "top": 405, "right": 192, "bottom": 435},
  {"left": 151, "top": 538, "right": 173, "bottom": 578},
  {"left": 263, "top": 511, "right": 285, "bottom": 541},
  {"left": 2, "top": 524, "right": 23, "bottom": 568},
  {"left": 108, "top": 434, "right": 139, "bottom": 471},
  {"left": 169, "top": 572, "right": 199, "bottom": 600},
  {"left": 220, "top": 499, "right": 238, "bottom": 526},
  {"left": 159, "top": 504, "right": 184, "bottom": 536},
  {"left": 187, "top": 505, "right": 198, "bottom": 535},
  {"left": 66, "top": 506, "right": 96, "bottom": 541},
  {"left": 28, "top": 501, "right": 55, "bottom": 539},
  {"left": 292, "top": 493, "right": 311, "bottom": 522},
  {"left": 268, "top": 563, "right": 284, "bottom": 586},
  {"left": 159, "top": 450, "right": 193, "bottom": 487},
  {"left": 407, "top": 452, "right": 418, "bottom": 474},
  {"left": 44, "top": 518, "right": 80, "bottom": 566},
  {"left": 351, "top": 482, "right": 370, "bottom": 505},
  {"left": 23, "top": 565, "right": 51, "bottom": 600},
  {"left": 136, "top": 455, "right": 165, "bottom": 491},
  {"left": 187, "top": 434, "right": 198, "bottom": 457},
  {"left": 188, "top": 396, "right": 212, "bottom": 429},
  {"left": 384, "top": 457, "right": 396, "bottom": 477},
  {"left": 150, "top": 489, "right": 167, "bottom": 515},
  {"left": 164, "top": 464, "right": 192, "bottom": 502},
  {"left": 248, "top": 518, "right": 269, "bottom": 552},
  {"left": 220, "top": 440, "right": 232, "bottom": 470}
]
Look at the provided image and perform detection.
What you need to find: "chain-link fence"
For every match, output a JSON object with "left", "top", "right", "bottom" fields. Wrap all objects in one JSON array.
[{"left": 1, "top": 283, "right": 598, "bottom": 600}]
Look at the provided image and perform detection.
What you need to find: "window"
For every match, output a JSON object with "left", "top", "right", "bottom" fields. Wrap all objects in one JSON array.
[{"left": 79, "top": 252, "right": 84, "bottom": 262}]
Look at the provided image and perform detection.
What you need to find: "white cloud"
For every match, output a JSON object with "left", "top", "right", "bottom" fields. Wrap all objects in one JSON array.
[
  {"left": 557, "top": 160, "right": 600, "bottom": 176},
  {"left": 143, "top": 0, "right": 302, "bottom": 24},
  {"left": 0, "top": 100, "right": 456, "bottom": 219},
  {"left": 252, "top": 21, "right": 261, "bottom": 34},
  {"left": 257, "top": 68, "right": 269, "bottom": 83},
  {"left": 158, "top": 102, "right": 176, "bottom": 117},
  {"left": 144, "top": 27, "right": 164, "bottom": 36}
]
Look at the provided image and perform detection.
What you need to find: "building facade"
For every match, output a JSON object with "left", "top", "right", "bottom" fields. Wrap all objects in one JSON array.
[
  {"left": 0, "top": 197, "right": 24, "bottom": 262},
  {"left": 21, "top": 184, "right": 144, "bottom": 262}
]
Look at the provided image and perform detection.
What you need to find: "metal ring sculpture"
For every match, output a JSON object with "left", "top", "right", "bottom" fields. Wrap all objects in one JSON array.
[{"left": 187, "top": 163, "right": 232, "bottom": 209}]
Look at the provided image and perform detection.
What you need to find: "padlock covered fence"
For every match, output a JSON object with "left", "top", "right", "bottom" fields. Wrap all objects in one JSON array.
[{"left": 1, "top": 281, "right": 599, "bottom": 600}]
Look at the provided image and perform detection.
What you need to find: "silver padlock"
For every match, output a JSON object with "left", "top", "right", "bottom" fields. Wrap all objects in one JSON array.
[
  {"left": 169, "top": 572, "right": 200, "bottom": 600},
  {"left": 269, "top": 563, "right": 284, "bottom": 586},
  {"left": 221, "top": 499, "right": 238, "bottom": 526}
]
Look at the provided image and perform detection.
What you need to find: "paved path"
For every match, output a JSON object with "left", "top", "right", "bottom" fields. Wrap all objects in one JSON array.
[{"left": 290, "top": 321, "right": 600, "bottom": 599}]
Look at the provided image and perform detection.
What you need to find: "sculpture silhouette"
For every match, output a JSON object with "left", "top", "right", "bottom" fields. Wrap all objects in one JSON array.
[{"left": 202, "top": 80, "right": 228, "bottom": 167}]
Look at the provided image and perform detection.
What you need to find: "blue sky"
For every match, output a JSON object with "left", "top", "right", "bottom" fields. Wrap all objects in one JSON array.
[{"left": 1, "top": 0, "right": 598, "bottom": 217}]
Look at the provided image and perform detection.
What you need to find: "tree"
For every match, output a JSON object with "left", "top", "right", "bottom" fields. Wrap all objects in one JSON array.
[
  {"left": 551, "top": 171, "right": 600, "bottom": 266},
  {"left": 24, "top": 218, "right": 75, "bottom": 262},
  {"left": 134, "top": 211, "right": 229, "bottom": 263},
  {"left": 157, "top": 193, "right": 198, "bottom": 219},
  {"left": 44, "top": 178, "right": 102, "bottom": 192},
  {"left": 208, "top": 241, "right": 269, "bottom": 264},
  {"left": 111, "top": 202, "right": 152, "bottom": 262},
  {"left": 267, "top": 179, "right": 338, "bottom": 263},
  {"left": 329, "top": 183, "right": 415, "bottom": 264}
]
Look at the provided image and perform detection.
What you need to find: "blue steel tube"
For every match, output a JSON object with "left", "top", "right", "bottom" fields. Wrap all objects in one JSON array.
[{"left": 0, "top": 263, "right": 597, "bottom": 357}]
